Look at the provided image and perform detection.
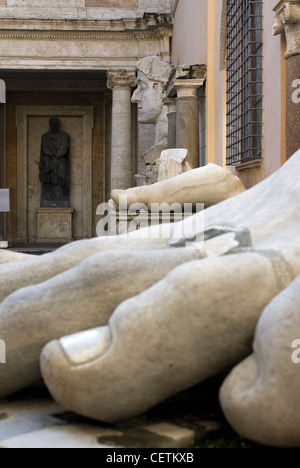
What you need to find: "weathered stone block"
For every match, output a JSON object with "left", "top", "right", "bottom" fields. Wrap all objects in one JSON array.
[{"left": 36, "top": 208, "right": 73, "bottom": 243}]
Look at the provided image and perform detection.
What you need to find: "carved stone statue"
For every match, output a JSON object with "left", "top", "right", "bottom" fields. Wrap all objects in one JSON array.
[
  {"left": 110, "top": 162, "right": 246, "bottom": 212},
  {"left": 132, "top": 56, "right": 173, "bottom": 146},
  {"left": 220, "top": 274, "right": 300, "bottom": 447},
  {"left": 39, "top": 117, "right": 70, "bottom": 207},
  {"left": 131, "top": 56, "right": 174, "bottom": 185},
  {"left": 1, "top": 150, "right": 300, "bottom": 446}
]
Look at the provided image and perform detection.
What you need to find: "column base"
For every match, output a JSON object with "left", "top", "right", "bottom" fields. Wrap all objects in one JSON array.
[{"left": 36, "top": 207, "right": 74, "bottom": 244}]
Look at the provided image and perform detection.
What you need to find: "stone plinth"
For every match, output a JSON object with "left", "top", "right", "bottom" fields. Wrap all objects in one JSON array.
[
  {"left": 36, "top": 208, "right": 74, "bottom": 243},
  {"left": 114, "top": 210, "right": 194, "bottom": 236}
]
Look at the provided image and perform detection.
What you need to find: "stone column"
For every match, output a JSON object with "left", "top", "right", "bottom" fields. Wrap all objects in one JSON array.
[
  {"left": 287, "top": 55, "right": 300, "bottom": 158},
  {"left": 107, "top": 70, "right": 136, "bottom": 190},
  {"left": 0, "top": 81, "right": 6, "bottom": 242},
  {"left": 164, "top": 97, "right": 177, "bottom": 149},
  {"left": 174, "top": 81, "right": 203, "bottom": 168},
  {"left": 274, "top": 0, "right": 300, "bottom": 159},
  {"left": 104, "top": 91, "right": 113, "bottom": 201}
]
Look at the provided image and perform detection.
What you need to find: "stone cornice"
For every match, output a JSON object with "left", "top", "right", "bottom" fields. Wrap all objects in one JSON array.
[
  {"left": 0, "top": 14, "right": 172, "bottom": 72},
  {"left": 0, "top": 14, "right": 172, "bottom": 33},
  {"left": 0, "top": 31, "right": 168, "bottom": 41},
  {"left": 0, "top": 16, "right": 172, "bottom": 42},
  {"left": 273, "top": 0, "right": 300, "bottom": 57},
  {"left": 107, "top": 70, "right": 137, "bottom": 90}
]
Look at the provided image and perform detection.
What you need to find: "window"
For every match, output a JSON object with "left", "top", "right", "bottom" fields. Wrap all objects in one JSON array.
[{"left": 226, "top": 0, "right": 263, "bottom": 166}]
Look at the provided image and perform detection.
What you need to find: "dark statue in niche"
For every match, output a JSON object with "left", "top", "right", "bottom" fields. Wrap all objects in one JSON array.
[{"left": 39, "top": 117, "right": 70, "bottom": 207}]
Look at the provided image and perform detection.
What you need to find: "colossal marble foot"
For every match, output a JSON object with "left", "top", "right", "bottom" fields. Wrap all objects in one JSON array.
[
  {"left": 0, "top": 247, "right": 196, "bottom": 398},
  {"left": 111, "top": 163, "right": 246, "bottom": 211},
  {"left": 41, "top": 250, "right": 293, "bottom": 423},
  {"left": 0, "top": 236, "right": 166, "bottom": 304},
  {"left": 2, "top": 150, "right": 300, "bottom": 306},
  {"left": 219, "top": 275, "right": 300, "bottom": 448},
  {"left": 0, "top": 250, "right": 33, "bottom": 265}
]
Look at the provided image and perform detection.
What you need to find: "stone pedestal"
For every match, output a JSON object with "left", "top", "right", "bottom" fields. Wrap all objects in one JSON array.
[
  {"left": 36, "top": 208, "right": 74, "bottom": 244},
  {"left": 115, "top": 210, "right": 194, "bottom": 236}
]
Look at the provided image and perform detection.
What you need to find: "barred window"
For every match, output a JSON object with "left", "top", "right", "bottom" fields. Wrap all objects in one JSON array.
[{"left": 226, "top": 0, "right": 263, "bottom": 166}]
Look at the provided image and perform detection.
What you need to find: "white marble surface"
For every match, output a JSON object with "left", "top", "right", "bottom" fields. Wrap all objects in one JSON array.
[
  {"left": 220, "top": 274, "right": 300, "bottom": 447},
  {"left": 2, "top": 150, "right": 300, "bottom": 430}
]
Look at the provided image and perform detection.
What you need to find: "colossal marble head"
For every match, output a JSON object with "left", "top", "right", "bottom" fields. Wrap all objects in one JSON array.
[{"left": 131, "top": 56, "right": 173, "bottom": 125}]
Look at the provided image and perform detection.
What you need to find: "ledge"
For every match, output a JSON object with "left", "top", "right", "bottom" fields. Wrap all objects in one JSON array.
[
  {"left": 234, "top": 159, "right": 262, "bottom": 171},
  {"left": 0, "top": 14, "right": 172, "bottom": 32}
]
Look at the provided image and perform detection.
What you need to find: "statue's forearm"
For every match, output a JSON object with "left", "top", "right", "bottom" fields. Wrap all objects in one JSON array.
[
  {"left": 58, "top": 137, "right": 70, "bottom": 158},
  {"left": 56, "top": 152, "right": 67, "bottom": 160},
  {"left": 42, "top": 147, "right": 53, "bottom": 157},
  {"left": 56, "top": 144, "right": 69, "bottom": 159}
]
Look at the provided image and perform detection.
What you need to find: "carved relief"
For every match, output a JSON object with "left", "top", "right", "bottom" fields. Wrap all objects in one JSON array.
[
  {"left": 107, "top": 69, "right": 137, "bottom": 89},
  {"left": 273, "top": 0, "right": 300, "bottom": 57}
]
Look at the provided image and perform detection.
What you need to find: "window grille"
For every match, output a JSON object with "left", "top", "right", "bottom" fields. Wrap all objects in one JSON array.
[{"left": 226, "top": 0, "right": 263, "bottom": 166}]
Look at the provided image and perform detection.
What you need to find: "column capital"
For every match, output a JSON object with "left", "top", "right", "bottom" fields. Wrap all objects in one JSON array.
[
  {"left": 273, "top": 0, "right": 300, "bottom": 58},
  {"left": 107, "top": 69, "right": 137, "bottom": 90},
  {"left": 166, "top": 64, "right": 207, "bottom": 97},
  {"left": 163, "top": 97, "right": 177, "bottom": 114},
  {"left": 174, "top": 80, "right": 205, "bottom": 98}
]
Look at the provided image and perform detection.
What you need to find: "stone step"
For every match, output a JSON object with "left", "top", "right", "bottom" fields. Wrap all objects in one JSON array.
[
  {"left": 0, "top": 390, "right": 197, "bottom": 449},
  {"left": 0, "top": 421, "right": 195, "bottom": 449},
  {"left": 0, "top": 425, "right": 121, "bottom": 449}
]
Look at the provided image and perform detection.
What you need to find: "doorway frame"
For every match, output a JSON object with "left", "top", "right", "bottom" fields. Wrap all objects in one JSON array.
[{"left": 16, "top": 105, "right": 94, "bottom": 242}]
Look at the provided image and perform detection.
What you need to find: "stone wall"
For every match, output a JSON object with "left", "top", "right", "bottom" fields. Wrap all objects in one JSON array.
[
  {"left": 0, "top": 0, "right": 172, "bottom": 19},
  {"left": 0, "top": 6, "right": 172, "bottom": 242},
  {"left": 0, "top": 106, "right": 4, "bottom": 239},
  {"left": 171, "top": 0, "right": 285, "bottom": 189}
]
